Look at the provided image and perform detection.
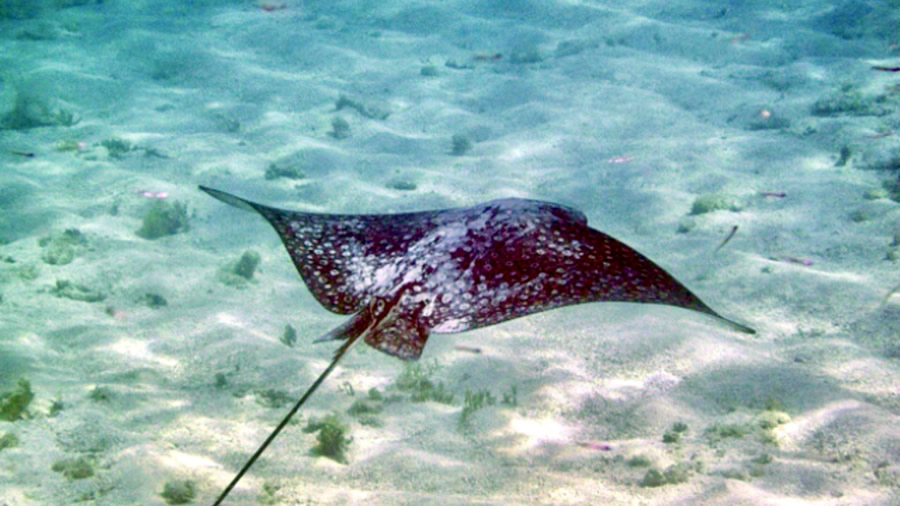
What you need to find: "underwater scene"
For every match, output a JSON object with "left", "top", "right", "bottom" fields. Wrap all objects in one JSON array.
[{"left": 1, "top": 0, "right": 899, "bottom": 504}]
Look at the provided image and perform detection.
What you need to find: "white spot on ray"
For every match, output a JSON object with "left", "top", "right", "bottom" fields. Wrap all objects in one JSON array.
[
  {"left": 433, "top": 318, "right": 470, "bottom": 333},
  {"left": 373, "top": 263, "right": 399, "bottom": 289}
]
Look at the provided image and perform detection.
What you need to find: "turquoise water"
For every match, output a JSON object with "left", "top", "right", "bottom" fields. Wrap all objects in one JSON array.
[{"left": 1, "top": 1, "right": 898, "bottom": 504}]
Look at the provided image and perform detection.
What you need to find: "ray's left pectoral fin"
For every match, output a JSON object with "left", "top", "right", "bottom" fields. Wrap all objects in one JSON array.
[{"left": 364, "top": 311, "right": 430, "bottom": 361}]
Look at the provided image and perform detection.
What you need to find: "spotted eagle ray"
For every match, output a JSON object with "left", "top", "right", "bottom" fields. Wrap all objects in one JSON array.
[{"left": 199, "top": 185, "right": 753, "bottom": 504}]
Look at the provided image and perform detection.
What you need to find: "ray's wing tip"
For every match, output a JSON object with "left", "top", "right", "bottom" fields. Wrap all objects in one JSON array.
[
  {"left": 198, "top": 185, "right": 232, "bottom": 202},
  {"left": 197, "top": 184, "right": 219, "bottom": 198},
  {"left": 723, "top": 317, "right": 756, "bottom": 335},
  {"left": 198, "top": 185, "right": 257, "bottom": 213}
]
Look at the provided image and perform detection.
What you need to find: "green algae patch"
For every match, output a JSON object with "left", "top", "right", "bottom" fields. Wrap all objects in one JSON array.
[
  {"left": 690, "top": 193, "right": 744, "bottom": 215},
  {"left": 335, "top": 94, "right": 389, "bottom": 120},
  {"left": 217, "top": 250, "right": 262, "bottom": 288},
  {"left": 640, "top": 468, "right": 666, "bottom": 487},
  {"left": 88, "top": 385, "right": 114, "bottom": 403},
  {"left": 347, "top": 390, "right": 385, "bottom": 427},
  {"left": 258, "top": 481, "right": 282, "bottom": 505},
  {"left": 626, "top": 455, "right": 652, "bottom": 467},
  {"left": 254, "top": 388, "right": 291, "bottom": 409},
  {"left": 265, "top": 161, "right": 305, "bottom": 180},
  {"left": 139, "top": 292, "right": 168, "bottom": 309},
  {"left": 51, "top": 457, "right": 94, "bottom": 480},
  {"left": 663, "top": 462, "right": 693, "bottom": 484},
  {"left": 639, "top": 462, "right": 694, "bottom": 487},
  {"left": 329, "top": 116, "right": 351, "bottom": 139},
  {"left": 39, "top": 228, "right": 87, "bottom": 266},
  {"left": 662, "top": 430, "right": 680, "bottom": 443},
  {"left": 347, "top": 398, "right": 382, "bottom": 417},
  {"left": 100, "top": 137, "right": 134, "bottom": 159},
  {"left": 393, "top": 361, "right": 454, "bottom": 404},
  {"left": 304, "top": 413, "right": 352, "bottom": 464},
  {"left": 232, "top": 250, "right": 261, "bottom": 280},
  {"left": 720, "top": 468, "right": 751, "bottom": 481},
  {"left": 663, "top": 421, "right": 688, "bottom": 443},
  {"left": 52, "top": 279, "right": 105, "bottom": 302},
  {"left": 161, "top": 479, "right": 196, "bottom": 504},
  {"left": 757, "top": 409, "right": 791, "bottom": 430},
  {"left": 280, "top": 324, "right": 297, "bottom": 348},
  {"left": 707, "top": 423, "right": 748, "bottom": 440},
  {"left": 812, "top": 83, "right": 889, "bottom": 117},
  {"left": 0, "top": 378, "right": 34, "bottom": 421},
  {"left": 387, "top": 180, "right": 418, "bottom": 191},
  {"left": 0, "top": 88, "right": 80, "bottom": 130},
  {"left": 0, "top": 431, "right": 20, "bottom": 450},
  {"left": 98, "top": 137, "right": 167, "bottom": 159},
  {"left": 459, "top": 388, "right": 496, "bottom": 428},
  {"left": 450, "top": 133, "right": 472, "bottom": 156},
  {"left": 136, "top": 200, "right": 190, "bottom": 240}
]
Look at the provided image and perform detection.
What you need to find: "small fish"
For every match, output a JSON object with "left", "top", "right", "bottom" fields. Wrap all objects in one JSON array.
[
  {"left": 576, "top": 441, "right": 613, "bottom": 451},
  {"left": 454, "top": 345, "right": 482, "bottom": 354},
  {"left": 870, "top": 130, "right": 894, "bottom": 140},
  {"left": 780, "top": 256, "right": 813, "bottom": 266},
  {"left": 473, "top": 53, "right": 502, "bottom": 62},
  {"left": 9, "top": 150, "right": 35, "bottom": 158},
  {"left": 714, "top": 225, "right": 739, "bottom": 253},
  {"left": 872, "top": 65, "right": 900, "bottom": 72},
  {"left": 137, "top": 190, "right": 169, "bottom": 200},
  {"left": 759, "top": 191, "right": 786, "bottom": 198},
  {"left": 104, "top": 305, "right": 128, "bottom": 320},
  {"left": 607, "top": 156, "right": 634, "bottom": 164},
  {"left": 259, "top": 2, "right": 286, "bottom": 11}
]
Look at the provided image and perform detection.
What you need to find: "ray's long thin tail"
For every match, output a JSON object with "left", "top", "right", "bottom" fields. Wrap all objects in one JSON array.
[{"left": 212, "top": 333, "right": 363, "bottom": 505}]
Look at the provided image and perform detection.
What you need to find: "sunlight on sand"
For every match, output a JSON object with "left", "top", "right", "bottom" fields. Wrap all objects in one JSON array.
[
  {"left": 98, "top": 337, "right": 179, "bottom": 369},
  {"left": 214, "top": 311, "right": 277, "bottom": 343},
  {"left": 158, "top": 449, "right": 221, "bottom": 472},
  {"left": 498, "top": 414, "right": 572, "bottom": 456},
  {"left": 775, "top": 399, "right": 864, "bottom": 451}
]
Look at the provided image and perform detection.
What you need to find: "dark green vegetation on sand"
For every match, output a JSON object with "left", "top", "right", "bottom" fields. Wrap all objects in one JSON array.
[
  {"left": 0, "top": 378, "right": 34, "bottom": 421},
  {"left": 0, "top": 431, "right": 20, "bottom": 450},
  {"left": 52, "top": 279, "right": 105, "bottom": 302},
  {"left": 393, "top": 361, "right": 454, "bottom": 404},
  {"left": 136, "top": 201, "right": 190, "bottom": 240},
  {"left": 232, "top": 250, "right": 261, "bottom": 280},
  {"left": 161, "top": 479, "right": 196, "bottom": 505},
  {"left": 39, "top": 228, "right": 87, "bottom": 266},
  {"left": 304, "top": 413, "right": 352, "bottom": 464},
  {"left": 217, "top": 250, "right": 263, "bottom": 288},
  {"left": 640, "top": 462, "right": 694, "bottom": 487},
  {"left": 51, "top": 457, "right": 94, "bottom": 480}
]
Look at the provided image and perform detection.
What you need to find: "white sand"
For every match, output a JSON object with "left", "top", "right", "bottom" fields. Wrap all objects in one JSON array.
[{"left": 1, "top": 1, "right": 898, "bottom": 504}]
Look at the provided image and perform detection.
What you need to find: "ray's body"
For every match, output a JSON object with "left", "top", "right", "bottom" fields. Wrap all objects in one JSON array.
[{"left": 199, "top": 186, "right": 752, "bottom": 503}]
